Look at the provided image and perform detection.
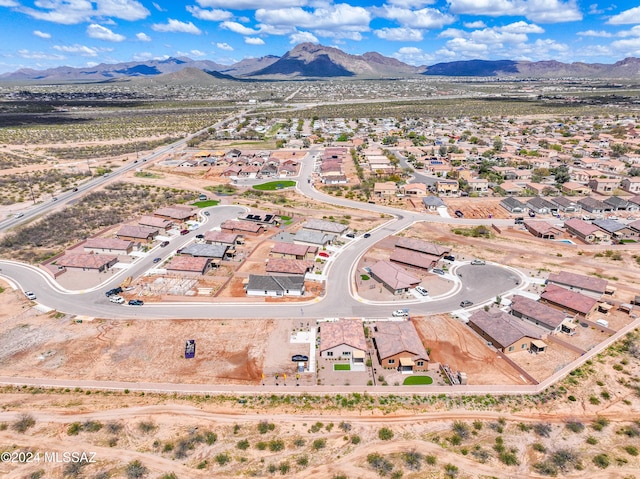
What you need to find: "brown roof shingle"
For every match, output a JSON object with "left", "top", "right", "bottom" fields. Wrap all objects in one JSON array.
[{"left": 320, "top": 319, "right": 367, "bottom": 353}]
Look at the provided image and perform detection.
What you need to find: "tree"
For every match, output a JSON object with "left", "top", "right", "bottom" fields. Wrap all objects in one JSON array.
[
  {"left": 553, "top": 165, "right": 570, "bottom": 184},
  {"left": 493, "top": 137, "right": 503, "bottom": 152}
]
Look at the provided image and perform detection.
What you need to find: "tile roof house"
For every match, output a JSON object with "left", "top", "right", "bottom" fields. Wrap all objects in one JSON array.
[
  {"left": 266, "top": 258, "right": 314, "bottom": 275},
  {"left": 138, "top": 215, "right": 174, "bottom": 230},
  {"left": 562, "top": 182, "right": 592, "bottom": 195},
  {"left": 395, "top": 237, "right": 449, "bottom": 257},
  {"left": 83, "top": 238, "right": 133, "bottom": 255},
  {"left": 593, "top": 219, "right": 638, "bottom": 240},
  {"left": 422, "top": 196, "right": 445, "bottom": 210},
  {"left": 564, "top": 218, "right": 611, "bottom": 243},
  {"left": 303, "top": 219, "right": 349, "bottom": 235},
  {"left": 165, "top": 256, "right": 214, "bottom": 275},
  {"left": 245, "top": 274, "right": 305, "bottom": 296},
  {"left": 204, "top": 231, "right": 243, "bottom": 246},
  {"left": 116, "top": 225, "right": 159, "bottom": 243},
  {"left": 588, "top": 178, "right": 620, "bottom": 194},
  {"left": 540, "top": 284, "right": 598, "bottom": 317},
  {"left": 500, "top": 197, "right": 527, "bottom": 213},
  {"left": 578, "top": 197, "right": 610, "bottom": 214},
  {"left": 372, "top": 320, "right": 429, "bottom": 372},
  {"left": 374, "top": 181, "right": 398, "bottom": 197},
  {"left": 510, "top": 295, "right": 567, "bottom": 332},
  {"left": 153, "top": 205, "right": 198, "bottom": 221},
  {"left": 179, "top": 243, "right": 229, "bottom": 259},
  {"left": 270, "top": 242, "right": 317, "bottom": 260},
  {"left": 621, "top": 177, "right": 640, "bottom": 194},
  {"left": 390, "top": 248, "right": 439, "bottom": 271},
  {"left": 547, "top": 271, "right": 608, "bottom": 299},
  {"left": 319, "top": 319, "right": 367, "bottom": 366},
  {"left": 401, "top": 183, "right": 428, "bottom": 197},
  {"left": 220, "top": 220, "right": 265, "bottom": 235},
  {"left": 468, "top": 309, "right": 546, "bottom": 354},
  {"left": 369, "top": 260, "right": 421, "bottom": 294},
  {"left": 523, "top": 220, "right": 563, "bottom": 239},
  {"left": 56, "top": 253, "right": 118, "bottom": 272}
]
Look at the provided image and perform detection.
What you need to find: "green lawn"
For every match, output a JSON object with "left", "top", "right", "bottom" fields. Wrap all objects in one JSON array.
[
  {"left": 334, "top": 364, "right": 351, "bottom": 371},
  {"left": 192, "top": 200, "right": 220, "bottom": 208},
  {"left": 253, "top": 180, "right": 296, "bottom": 191},
  {"left": 360, "top": 274, "right": 370, "bottom": 280},
  {"left": 403, "top": 375, "right": 433, "bottom": 385}
]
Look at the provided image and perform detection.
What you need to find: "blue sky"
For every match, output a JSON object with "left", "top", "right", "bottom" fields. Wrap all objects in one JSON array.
[{"left": 0, "top": 1, "right": 639, "bottom": 74}]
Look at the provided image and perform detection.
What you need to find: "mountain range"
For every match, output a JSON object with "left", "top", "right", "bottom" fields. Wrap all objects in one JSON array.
[{"left": 2, "top": 43, "right": 639, "bottom": 82}]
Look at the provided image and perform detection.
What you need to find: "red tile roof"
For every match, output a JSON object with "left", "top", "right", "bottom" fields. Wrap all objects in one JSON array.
[
  {"left": 547, "top": 271, "right": 607, "bottom": 294},
  {"left": 320, "top": 319, "right": 367, "bottom": 353},
  {"left": 271, "top": 242, "right": 316, "bottom": 256},
  {"left": 57, "top": 253, "right": 117, "bottom": 269},
  {"left": 266, "top": 258, "right": 314, "bottom": 275},
  {"left": 395, "top": 237, "right": 448, "bottom": 256},
  {"left": 374, "top": 321, "right": 429, "bottom": 361},
  {"left": 541, "top": 284, "right": 598, "bottom": 315}
]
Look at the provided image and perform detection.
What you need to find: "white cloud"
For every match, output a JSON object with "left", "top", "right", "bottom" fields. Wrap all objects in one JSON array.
[
  {"left": 178, "top": 49, "right": 207, "bottom": 57},
  {"left": 33, "top": 30, "right": 52, "bottom": 39},
  {"left": 374, "top": 27, "right": 424, "bottom": 41},
  {"left": 197, "top": 0, "right": 307, "bottom": 7},
  {"left": 256, "top": 4, "right": 371, "bottom": 32},
  {"left": 53, "top": 44, "right": 100, "bottom": 56},
  {"left": 17, "top": 49, "right": 65, "bottom": 60},
  {"left": 245, "top": 37, "right": 265, "bottom": 45},
  {"left": 448, "top": 0, "right": 582, "bottom": 23},
  {"left": 392, "top": 46, "right": 435, "bottom": 65},
  {"left": 464, "top": 20, "right": 486, "bottom": 29},
  {"left": 258, "top": 24, "right": 296, "bottom": 35},
  {"left": 577, "top": 30, "right": 613, "bottom": 37},
  {"left": 186, "top": 5, "right": 232, "bottom": 21},
  {"left": 152, "top": 19, "right": 202, "bottom": 34},
  {"left": 387, "top": 0, "right": 436, "bottom": 6},
  {"left": 439, "top": 28, "right": 465, "bottom": 38},
  {"left": 289, "top": 31, "right": 319, "bottom": 44},
  {"left": 18, "top": 0, "right": 149, "bottom": 24},
  {"left": 216, "top": 42, "right": 234, "bottom": 51},
  {"left": 136, "top": 32, "right": 151, "bottom": 41},
  {"left": 0, "top": 0, "right": 19, "bottom": 6},
  {"left": 610, "top": 37, "right": 640, "bottom": 56},
  {"left": 618, "top": 26, "right": 640, "bottom": 38},
  {"left": 96, "top": 0, "right": 149, "bottom": 21},
  {"left": 375, "top": 6, "right": 455, "bottom": 29},
  {"left": 498, "top": 21, "right": 544, "bottom": 34},
  {"left": 87, "top": 24, "right": 126, "bottom": 42},
  {"left": 221, "top": 21, "right": 260, "bottom": 35},
  {"left": 607, "top": 6, "right": 640, "bottom": 25},
  {"left": 152, "top": 2, "right": 164, "bottom": 11}
]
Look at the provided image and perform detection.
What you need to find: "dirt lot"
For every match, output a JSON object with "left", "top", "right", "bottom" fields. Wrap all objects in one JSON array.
[
  {"left": 444, "top": 196, "right": 512, "bottom": 219},
  {"left": 508, "top": 342, "right": 580, "bottom": 383}
]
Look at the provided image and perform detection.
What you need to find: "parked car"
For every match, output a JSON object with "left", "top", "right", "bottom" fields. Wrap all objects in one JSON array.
[
  {"left": 105, "top": 287, "right": 123, "bottom": 297},
  {"left": 470, "top": 259, "right": 486, "bottom": 265},
  {"left": 195, "top": 234, "right": 205, "bottom": 239},
  {"left": 345, "top": 232, "right": 356, "bottom": 238},
  {"left": 432, "top": 268, "right": 445, "bottom": 275},
  {"left": 363, "top": 233, "right": 371, "bottom": 238},
  {"left": 528, "top": 210, "right": 536, "bottom": 217},
  {"left": 291, "top": 354, "right": 309, "bottom": 362},
  {"left": 109, "top": 295, "right": 125, "bottom": 304},
  {"left": 160, "top": 241, "right": 170, "bottom": 247},
  {"left": 128, "top": 299, "right": 144, "bottom": 306},
  {"left": 443, "top": 255, "right": 455, "bottom": 262},
  {"left": 460, "top": 300, "right": 473, "bottom": 308},
  {"left": 514, "top": 217, "right": 524, "bottom": 224},
  {"left": 454, "top": 210, "right": 464, "bottom": 218},
  {"left": 415, "top": 286, "right": 429, "bottom": 296},
  {"left": 318, "top": 251, "right": 330, "bottom": 258},
  {"left": 180, "top": 229, "right": 189, "bottom": 235},
  {"left": 392, "top": 309, "right": 409, "bottom": 317},
  {"left": 203, "top": 211, "right": 210, "bottom": 216},
  {"left": 24, "top": 291, "right": 36, "bottom": 300}
]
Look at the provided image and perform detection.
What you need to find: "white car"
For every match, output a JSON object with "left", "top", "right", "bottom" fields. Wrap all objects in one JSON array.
[
  {"left": 24, "top": 291, "right": 36, "bottom": 300},
  {"left": 392, "top": 309, "right": 409, "bottom": 317},
  {"left": 415, "top": 286, "right": 429, "bottom": 296},
  {"left": 109, "top": 295, "right": 125, "bottom": 304},
  {"left": 470, "top": 259, "right": 486, "bottom": 265}
]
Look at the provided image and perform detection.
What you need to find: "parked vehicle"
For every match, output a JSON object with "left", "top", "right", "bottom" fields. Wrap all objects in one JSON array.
[
  {"left": 318, "top": 251, "right": 330, "bottom": 258},
  {"left": 345, "top": 232, "right": 356, "bottom": 238},
  {"left": 432, "top": 268, "right": 445, "bottom": 275},
  {"left": 392, "top": 309, "right": 409, "bottom": 317},
  {"left": 195, "top": 234, "right": 205, "bottom": 239},
  {"left": 443, "top": 255, "right": 455, "bottom": 262},
  {"left": 528, "top": 210, "right": 536, "bottom": 217},
  {"left": 292, "top": 354, "right": 309, "bottom": 362},
  {"left": 415, "top": 286, "right": 429, "bottom": 296},
  {"left": 105, "top": 287, "right": 123, "bottom": 297},
  {"left": 460, "top": 300, "right": 473, "bottom": 308},
  {"left": 514, "top": 217, "right": 524, "bottom": 224},
  {"left": 454, "top": 210, "right": 464, "bottom": 218},
  {"left": 15, "top": 213, "right": 24, "bottom": 218},
  {"left": 109, "top": 295, "right": 125, "bottom": 304},
  {"left": 160, "top": 241, "right": 170, "bottom": 247},
  {"left": 24, "top": 291, "right": 36, "bottom": 300},
  {"left": 470, "top": 259, "right": 486, "bottom": 265},
  {"left": 203, "top": 211, "right": 210, "bottom": 216},
  {"left": 152, "top": 257, "right": 161, "bottom": 263},
  {"left": 180, "top": 229, "right": 189, "bottom": 235},
  {"left": 128, "top": 299, "right": 144, "bottom": 306}
]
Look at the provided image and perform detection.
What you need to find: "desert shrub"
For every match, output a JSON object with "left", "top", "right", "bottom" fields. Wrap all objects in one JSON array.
[
  {"left": 350, "top": 434, "right": 361, "bottom": 444},
  {"left": 444, "top": 463, "right": 459, "bottom": 478},
  {"left": 378, "top": 427, "right": 394, "bottom": 441},
  {"left": 279, "top": 462, "right": 290, "bottom": 474},
  {"left": 255, "top": 441, "right": 268, "bottom": 451},
  {"left": 471, "top": 447, "right": 490, "bottom": 463},
  {"left": 624, "top": 445, "right": 639, "bottom": 456},
  {"left": 533, "top": 423, "right": 552, "bottom": 437},
  {"left": 550, "top": 449, "right": 580, "bottom": 472},
  {"left": 339, "top": 421, "right": 352, "bottom": 432},
  {"left": 269, "top": 439, "right": 285, "bottom": 452},
  {"left": 565, "top": 421, "right": 585, "bottom": 433},
  {"left": 533, "top": 460, "right": 558, "bottom": 476},
  {"left": 592, "top": 417, "right": 610, "bottom": 431},
  {"left": 29, "top": 471, "right": 45, "bottom": 479},
  {"left": 532, "top": 442, "right": 547, "bottom": 453},
  {"left": 137, "top": 421, "right": 156, "bottom": 434},
  {"left": 499, "top": 451, "right": 519, "bottom": 466},
  {"left": 12, "top": 414, "right": 35, "bottom": 433},
  {"left": 237, "top": 439, "right": 250, "bottom": 450},
  {"left": 310, "top": 421, "right": 324, "bottom": 433},
  {"left": 67, "top": 422, "right": 82, "bottom": 435},
  {"left": 472, "top": 420, "right": 483, "bottom": 430},
  {"left": 215, "top": 453, "right": 230, "bottom": 466},
  {"left": 517, "top": 422, "right": 531, "bottom": 432},
  {"left": 297, "top": 455, "right": 309, "bottom": 467},
  {"left": 125, "top": 460, "right": 148, "bottom": 479},
  {"left": 159, "top": 474, "right": 178, "bottom": 479},
  {"left": 592, "top": 453, "right": 610, "bottom": 469},
  {"left": 452, "top": 421, "right": 470, "bottom": 439},
  {"left": 425, "top": 454, "right": 437, "bottom": 466},
  {"left": 586, "top": 436, "right": 598, "bottom": 445},
  {"left": 63, "top": 461, "right": 88, "bottom": 478},
  {"left": 293, "top": 437, "right": 306, "bottom": 447},
  {"left": 312, "top": 438, "right": 326, "bottom": 450},
  {"left": 106, "top": 422, "right": 122, "bottom": 434},
  {"left": 403, "top": 450, "right": 422, "bottom": 471},
  {"left": 367, "top": 453, "right": 393, "bottom": 476},
  {"left": 258, "top": 420, "right": 275, "bottom": 434}
]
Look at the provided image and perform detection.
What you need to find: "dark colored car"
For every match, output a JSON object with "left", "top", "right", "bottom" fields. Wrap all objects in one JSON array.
[
  {"left": 203, "top": 211, "right": 210, "bottom": 216},
  {"left": 180, "top": 229, "right": 189, "bottom": 235},
  {"left": 292, "top": 354, "right": 309, "bottom": 362},
  {"left": 443, "top": 255, "right": 456, "bottom": 262},
  {"left": 105, "top": 287, "right": 123, "bottom": 297},
  {"left": 160, "top": 241, "right": 170, "bottom": 247},
  {"left": 454, "top": 210, "right": 464, "bottom": 218},
  {"left": 363, "top": 233, "right": 371, "bottom": 238},
  {"left": 153, "top": 257, "right": 161, "bottom": 263},
  {"left": 432, "top": 268, "right": 445, "bottom": 275},
  {"left": 128, "top": 299, "right": 144, "bottom": 306},
  {"left": 195, "top": 234, "right": 205, "bottom": 239},
  {"left": 345, "top": 233, "right": 356, "bottom": 238},
  {"left": 460, "top": 300, "right": 473, "bottom": 308},
  {"left": 514, "top": 217, "right": 524, "bottom": 224}
]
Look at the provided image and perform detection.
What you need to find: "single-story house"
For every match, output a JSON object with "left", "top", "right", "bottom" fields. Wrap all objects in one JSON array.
[
  {"left": 394, "top": 237, "right": 449, "bottom": 258},
  {"left": 593, "top": 219, "right": 637, "bottom": 241},
  {"left": 540, "top": 284, "right": 598, "bottom": 318},
  {"left": 578, "top": 197, "right": 609, "bottom": 214},
  {"left": 526, "top": 197, "right": 554, "bottom": 215},
  {"left": 390, "top": 248, "right": 439, "bottom": 271},
  {"left": 547, "top": 271, "right": 608, "bottom": 299},
  {"left": 153, "top": 205, "right": 198, "bottom": 221},
  {"left": 422, "top": 196, "right": 445, "bottom": 210},
  {"left": 523, "top": 220, "right": 563, "bottom": 239},
  {"left": 83, "top": 238, "right": 133, "bottom": 255},
  {"left": 220, "top": 220, "right": 265, "bottom": 235},
  {"left": 302, "top": 219, "right": 349, "bottom": 236},
  {"left": 138, "top": 215, "right": 174, "bottom": 231},
  {"left": 401, "top": 183, "right": 428, "bottom": 197},
  {"left": 116, "top": 225, "right": 159, "bottom": 243},
  {"left": 604, "top": 196, "right": 631, "bottom": 211},
  {"left": 562, "top": 182, "right": 592, "bottom": 195},
  {"left": 369, "top": 260, "right": 421, "bottom": 294},
  {"left": 563, "top": 218, "right": 611, "bottom": 243},
  {"left": 372, "top": 320, "right": 429, "bottom": 372},
  {"left": 204, "top": 231, "right": 243, "bottom": 246},
  {"left": 270, "top": 242, "right": 317, "bottom": 260},
  {"left": 373, "top": 181, "right": 398, "bottom": 197},
  {"left": 292, "top": 230, "right": 335, "bottom": 246},
  {"left": 510, "top": 295, "right": 567, "bottom": 333},
  {"left": 551, "top": 197, "right": 581, "bottom": 213},
  {"left": 55, "top": 253, "right": 118, "bottom": 272},
  {"left": 179, "top": 243, "right": 228, "bottom": 260},
  {"left": 500, "top": 197, "right": 527, "bottom": 214},
  {"left": 496, "top": 181, "right": 524, "bottom": 196},
  {"left": 319, "top": 319, "right": 367, "bottom": 367},
  {"left": 165, "top": 256, "right": 214, "bottom": 275},
  {"left": 245, "top": 274, "right": 305, "bottom": 296},
  {"left": 266, "top": 258, "right": 314, "bottom": 275},
  {"left": 468, "top": 309, "right": 546, "bottom": 354}
]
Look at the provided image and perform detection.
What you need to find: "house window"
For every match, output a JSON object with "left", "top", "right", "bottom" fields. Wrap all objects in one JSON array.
[
  {"left": 416, "top": 361, "right": 424, "bottom": 366},
  {"left": 342, "top": 351, "right": 351, "bottom": 356},
  {"left": 327, "top": 351, "right": 333, "bottom": 357},
  {"left": 509, "top": 346, "right": 514, "bottom": 352},
  {"left": 522, "top": 343, "right": 527, "bottom": 349},
  {"left": 388, "top": 359, "right": 395, "bottom": 365}
]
